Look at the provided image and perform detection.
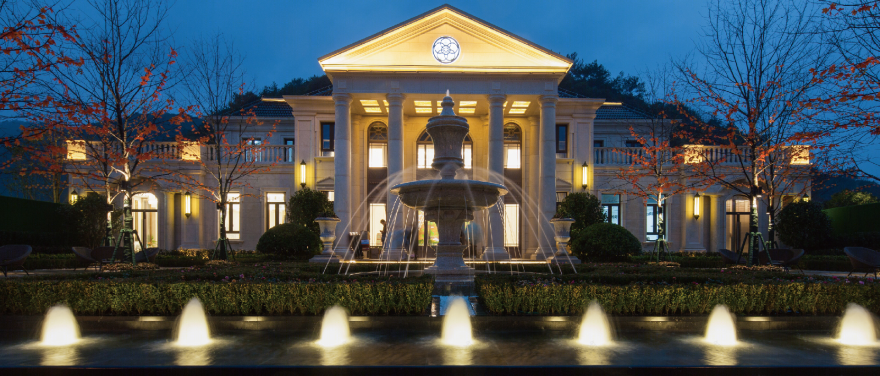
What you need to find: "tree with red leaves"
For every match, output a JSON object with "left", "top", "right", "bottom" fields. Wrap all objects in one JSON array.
[
  {"left": 170, "top": 34, "right": 278, "bottom": 260},
  {"left": 22, "top": 0, "right": 185, "bottom": 264},
  {"left": 672, "top": 0, "right": 828, "bottom": 265}
]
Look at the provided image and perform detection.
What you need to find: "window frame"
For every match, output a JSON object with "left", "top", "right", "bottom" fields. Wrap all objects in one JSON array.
[
  {"left": 555, "top": 123, "right": 568, "bottom": 156},
  {"left": 321, "top": 122, "right": 335, "bottom": 155},
  {"left": 625, "top": 140, "right": 641, "bottom": 148},
  {"left": 283, "top": 138, "right": 295, "bottom": 162},
  {"left": 601, "top": 194, "right": 621, "bottom": 225},
  {"left": 646, "top": 198, "right": 667, "bottom": 241},
  {"left": 265, "top": 192, "right": 286, "bottom": 231},
  {"left": 224, "top": 192, "right": 241, "bottom": 240}
]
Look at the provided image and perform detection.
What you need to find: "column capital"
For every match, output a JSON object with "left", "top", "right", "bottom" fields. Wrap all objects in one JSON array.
[
  {"left": 539, "top": 95, "right": 558, "bottom": 106},
  {"left": 528, "top": 116, "right": 540, "bottom": 127},
  {"left": 486, "top": 93, "right": 506, "bottom": 104},
  {"left": 351, "top": 114, "right": 363, "bottom": 125},
  {"left": 332, "top": 93, "right": 352, "bottom": 104},
  {"left": 386, "top": 92, "right": 406, "bottom": 104}
]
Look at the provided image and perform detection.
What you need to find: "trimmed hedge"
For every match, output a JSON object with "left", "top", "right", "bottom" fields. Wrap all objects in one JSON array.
[
  {"left": 0, "top": 278, "right": 433, "bottom": 316},
  {"left": 824, "top": 202, "right": 880, "bottom": 235},
  {"left": 477, "top": 281, "right": 880, "bottom": 316}
]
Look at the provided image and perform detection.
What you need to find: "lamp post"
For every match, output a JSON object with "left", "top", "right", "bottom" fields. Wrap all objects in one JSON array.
[
  {"left": 184, "top": 191, "right": 192, "bottom": 217},
  {"left": 300, "top": 160, "right": 307, "bottom": 188},
  {"left": 581, "top": 162, "right": 588, "bottom": 191},
  {"left": 693, "top": 193, "right": 701, "bottom": 220}
]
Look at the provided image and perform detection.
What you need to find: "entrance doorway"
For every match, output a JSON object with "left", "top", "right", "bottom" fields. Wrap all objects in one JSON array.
[
  {"left": 132, "top": 193, "right": 159, "bottom": 250},
  {"left": 725, "top": 198, "right": 750, "bottom": 253}
]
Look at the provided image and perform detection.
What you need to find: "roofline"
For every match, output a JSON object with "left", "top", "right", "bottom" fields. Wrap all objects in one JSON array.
[{"left": 317, "top": 4, "right": 573, "bottom": 68}]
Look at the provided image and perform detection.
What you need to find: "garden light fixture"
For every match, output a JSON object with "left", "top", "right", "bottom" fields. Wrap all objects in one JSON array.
[
  {"left": 184, "top": 191, "right": 192, "bottom": 217},
  {"left": 300, "top": 160, "right": 307, "bottom": 188},
  {"left": 70, "top": 190, "right": 79, "bottom": 204}
]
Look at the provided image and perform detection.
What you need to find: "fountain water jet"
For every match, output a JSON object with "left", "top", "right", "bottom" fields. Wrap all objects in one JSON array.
[
  {"left": 838, "top": 303, "right": 878, "bottom": 346},
  {"left": 175, "top": 297, "right": 211, "bottom": 347},
  {"left": 317, "top": 305, "right": 351, "bottom": 347},
  {"left": 577, "top": 301, "right": 612, "bottom": 346},
  {"left": 441, "top": 297, "right": 473, "bottom": 347},
  {"left": 704, "top": 304, "right": 737, "bottom": 346},
  {"left": 40, "top": 305, "right": 80, "bottom": 346}
]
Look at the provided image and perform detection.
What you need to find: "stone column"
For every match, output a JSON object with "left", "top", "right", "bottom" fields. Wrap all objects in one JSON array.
[
  {"left": 482, "top": 94, "right": 510, "bottom": 260},
  {"left": 713, "top": 195, "right": 727, "bottom": 252},
  {"left": 525, "top": 116, "right": 540, "bottom": 257},
  {"left": 332, "top": 93, "right": 352, "bottom": 260},
  {"left": 381, "top": 93, "right": 407, "bottom": 260},
  {"left": 533, "top": 95, "right": 558, "bottom": 260}
]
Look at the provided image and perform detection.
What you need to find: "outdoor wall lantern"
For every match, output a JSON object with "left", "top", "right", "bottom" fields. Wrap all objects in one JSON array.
[
  {"left": 581, "top": 162, "right": 588, "bottom": 190},
  {"left": 693, "top": 193, "right": 701, "bottom": 219},
  {"left": 70, "top": 189, "right": 79, "bottom": 204},
  {"left": 300, "top": 160, "right": 307, "bottom": 188},
  {"left": 184, "top": 191, "right": 192, "bottom": 217}
]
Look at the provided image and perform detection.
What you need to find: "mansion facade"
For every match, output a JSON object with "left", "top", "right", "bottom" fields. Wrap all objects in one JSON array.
[{"left": 69, "top": 5, "right": 806, "bottom": 259}]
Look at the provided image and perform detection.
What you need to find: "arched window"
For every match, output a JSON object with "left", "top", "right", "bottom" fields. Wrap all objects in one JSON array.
[
  {"left": 503, "top": 123, "right": 522, "bottom": 168},
  {"left": 368, "top": 122, "right": 388, "bottom": 167},
  {"left": 417, "top": 131, "right": 473, "bottom": 169}
]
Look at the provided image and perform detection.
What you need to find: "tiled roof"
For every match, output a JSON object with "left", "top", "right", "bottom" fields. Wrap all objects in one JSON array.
[
  {"left": 235, "top": 101, "right": 293, "bottom": 118},
  {"left": 595, "top": 105, "right": 650, "bottom": 120}
]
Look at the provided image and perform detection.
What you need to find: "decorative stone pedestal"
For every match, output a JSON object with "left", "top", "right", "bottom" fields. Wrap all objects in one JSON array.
[
  {"left": 309, "top": 217, "right": 342, "bottom": 263},
  {"left": 547, "top": 218, "right": 581, "bottom": 264}
]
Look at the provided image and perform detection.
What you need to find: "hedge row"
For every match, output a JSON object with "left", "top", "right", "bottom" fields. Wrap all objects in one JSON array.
[
  {"left": 477, "top": 282, "right": 880, "bottom": 316},
  {"left": 0, "top": 279, "right": 433, "bottom": 316}
]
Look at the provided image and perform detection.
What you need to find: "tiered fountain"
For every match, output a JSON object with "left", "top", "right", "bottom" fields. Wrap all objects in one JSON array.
[{"left": 391, "top": 92, "right": 507, "bottom": 293}]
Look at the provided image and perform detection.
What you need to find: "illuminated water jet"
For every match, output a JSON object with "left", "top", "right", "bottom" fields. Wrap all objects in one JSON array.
[
  {"left": 704, "top": 304, "right": 737, "bottom": 346},
  {"left": 317, "top": 305, "right": 350, "bottom": 347},
  {"left": 838, "top": 303, "right": 878, "bottom": 346},
  {"left": 40, "top": 305, "right": 80, "bottom": 346},
  {"left": 174, "top": 297, "right": 211, "bottom": 347},
  {"left": 577, "top": 301, "right": 613, "bottom": 346},
  {"left": 441, "top": 297, "right": 473, "bottom": 347}
]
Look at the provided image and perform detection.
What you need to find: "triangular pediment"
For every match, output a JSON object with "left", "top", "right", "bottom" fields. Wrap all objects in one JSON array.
[{"left": 318, "top": 5, "right": 572, "bottom": 75}]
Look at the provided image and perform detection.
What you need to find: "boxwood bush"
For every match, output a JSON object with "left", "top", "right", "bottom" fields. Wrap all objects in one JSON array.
[
  {"left": 571, "top": 222, "right": 642, "bottom": 260},
  {"left": 776, "top": 201, "right": 832, "bottom": 250},
  {"left": 256, "top": 223, "right": 322, "bottom": 260}
]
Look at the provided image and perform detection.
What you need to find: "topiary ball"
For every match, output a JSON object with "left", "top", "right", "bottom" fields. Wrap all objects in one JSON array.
[
  {"left": 256, "top": 223, "right": 322, "bottom": 261},
  {"left": 775, "top": 201, "right": 832, "bottom": 250},
  {"left": 570, "top": 222, "right": 641, "bottom": 260}
]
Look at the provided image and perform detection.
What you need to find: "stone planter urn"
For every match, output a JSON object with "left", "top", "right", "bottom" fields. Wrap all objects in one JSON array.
[
  {"left": 309, "top": 216, "right": 342, "bottom": 263},
  {"left": 549, "top": 217, "right": 580, "bottom": 264}
]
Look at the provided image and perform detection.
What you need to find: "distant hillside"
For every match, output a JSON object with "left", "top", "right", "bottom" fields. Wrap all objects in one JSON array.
[{"left": 812, "top": 173, "right": 880, "bottom": 203}]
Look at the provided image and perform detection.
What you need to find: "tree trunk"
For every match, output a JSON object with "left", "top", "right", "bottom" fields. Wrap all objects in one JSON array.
[{"left": 217, "top": 200, "right": 228, "bottom": 260}]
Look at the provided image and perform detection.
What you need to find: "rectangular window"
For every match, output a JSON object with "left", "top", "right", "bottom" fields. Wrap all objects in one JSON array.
[
  {"left": 556, "top": 124, "right": 568, "bottom": 157},
  {"left": 504, "top": 144, "right": 521, "bottom": 168},
  {"left": 266, "top": 193, "right": 286, "bottom": 231},
  {"left": 594, "top": 140, "right": 604, "bottom": 148},
  {"left": 369, "top": 203, "right": 386, "bottom": 246},
  {"left": 322, "top": 191, "right": 334, "bottom": 202},
  {"left": 625, "top": 140, "right": 641, "bottom": 148},
  {"left": 369, "top": 143, "right": 387, "bottom": 167},
  {"left": 245, "top": 138, "right": 262, "bottom": 162},
  {"left": 462, "top": 144, "right": 472, "bottom": 169},
  {"left": 224, "top": 192, "right": 241, "bottom": 240},
  {"left": 646, "top": 197, "right": 666, "bottom": 241},
  {"left": 601, "top": 194, "right": 620, "bottom": 225},
  {"left": 504, "top": 204, "right": 519, "bottom": 247},
  {"left": 284, "top": 138, "right": 295, "bottom": 162},
  {"left": 556, "top": 192, "right": 567, "bottom": 212},
  {"left": 321, "top": 123, "right": 335, "bottom": 157},
  {"left": 417, "top": 144, "right": 434, "bottom": 168}
]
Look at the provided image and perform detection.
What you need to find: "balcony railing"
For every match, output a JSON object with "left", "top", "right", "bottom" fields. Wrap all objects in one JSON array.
[
  {"left": 69, "top": 141, "right": 297, "bottom": 164},
  {"left": 594, "top": 146, "right": 804, "bottom": 166},
  {"left": 207, "top": 145, "right": 296, "bottom": 163}
]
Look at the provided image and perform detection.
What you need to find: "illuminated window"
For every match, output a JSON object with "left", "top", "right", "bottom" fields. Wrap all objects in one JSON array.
[
  {"left": 504, "top": 204, "right": 519, "bottom": 247},
  {"left": 503, "top": 123, "right": 522, "bottom": 168},
  {"left": 417, "top": 131, "right": 472, "bottom": 169},
  {"left": 601, "top": 194, "right": 620, "bottom": 225},
  {"left": 266, "top": 193, "right": 286, "bottom": 231},
  {"left": 646, "top": 197, "right": 666, "bottom": 241},
  {"left": 369, "top": 203, "right": 386, "bottom": 246},
  {"left": 131, "top": 193, "right": 158, "bottom": 249},
  {"left": 224, "top": 193, "right": 241, "bottom": 240},
  {"left": 368, "top": 122, "right": 388, "bottom": 168},
  {"left": 321, "top": 123, "right": 334, "bottom": 157},
  {"left": 322, "top": 191, "right": 335, "bottom": 202}
]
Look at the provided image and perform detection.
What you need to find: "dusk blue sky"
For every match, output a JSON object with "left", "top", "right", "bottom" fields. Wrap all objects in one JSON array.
[{"left": 156, "top": 0, "right": 707, "bottom": 90}]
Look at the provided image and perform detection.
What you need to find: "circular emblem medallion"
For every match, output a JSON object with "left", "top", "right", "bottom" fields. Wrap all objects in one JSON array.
[{"left": 432, "top": 36, "right": 460, "bottom": 64}]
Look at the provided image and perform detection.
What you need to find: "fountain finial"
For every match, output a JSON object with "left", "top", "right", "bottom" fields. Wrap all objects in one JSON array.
[{"left": 440, "top": 90, "right": 456, "bottom": 116}]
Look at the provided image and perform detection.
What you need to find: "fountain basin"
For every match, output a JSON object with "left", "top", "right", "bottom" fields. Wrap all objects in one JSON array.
[{"left": 390, "top": 179, "right": 507, "bottom": 212}]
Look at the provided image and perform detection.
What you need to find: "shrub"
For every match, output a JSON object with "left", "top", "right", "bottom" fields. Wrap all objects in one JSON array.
[
  {"left": 570, "top": 223, "right": 641, "bottom": 260},
  {"left": 287, "top": 188, "right": 334, "bottom": 235},
  {"left": 256, "top": 223, "right": 321, "bottom": 260},
  {"left": 824, "top": 189, "right": 878, "bottom": 209},
  {"left": 776, "top": 201, "right": 832, "bottom": 250},
  {"left": 557, "top": 192, "right": 605, "bottom": 233}
]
